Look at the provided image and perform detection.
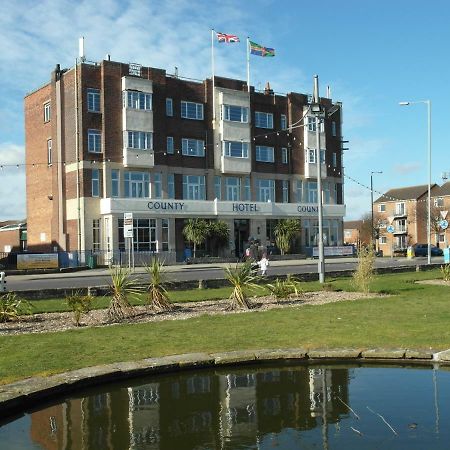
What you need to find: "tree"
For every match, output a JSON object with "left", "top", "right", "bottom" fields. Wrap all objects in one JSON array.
[
  {"left": 182, "top": 218, "right": 210, "bottom": 258},
  {"left": 208, "top": 220, "right": 230, "bottom": 256},
  {"left": 274, "top": 219, "right": 301, "bottom": 255}
]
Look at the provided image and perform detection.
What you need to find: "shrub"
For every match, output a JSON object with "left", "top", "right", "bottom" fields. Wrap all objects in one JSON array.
[
  {"left": 224, "top": 262, "right": 261, "bottom": 310},
  {"left": 352, "top": 246, "right": 375, "bottom": 293},
  {"left": 0, "top": 292, "right": 32, "bottom": 322},
  {"left": 145, "top": 258, "right": 172, "bottom": 311},
  {"left": 108, "top": 266, "right": 142, "bottom": 321},
  {"left": 441, "top": 264, "right": 450, "bottom": 282},
  {"left": 66, "top": 292, "right": 93, "bottom": 326},
  {"left": 267, "top": 276, "right": 303, "bottom": 300}
]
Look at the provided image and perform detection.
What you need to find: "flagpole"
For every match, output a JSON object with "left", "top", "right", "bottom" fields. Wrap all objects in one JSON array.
[
  {"left": 211, "top": 29, "right": 216, "bottom": 125},
  {"left": 246, "top": 37, "right": 250, "bottom": 93}
]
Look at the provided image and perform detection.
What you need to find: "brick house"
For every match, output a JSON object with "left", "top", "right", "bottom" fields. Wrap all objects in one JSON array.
[{"left": 25, "top": 58, "right": 346, "bottom": 262}]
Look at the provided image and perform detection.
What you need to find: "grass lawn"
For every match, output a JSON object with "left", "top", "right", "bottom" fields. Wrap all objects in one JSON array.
[{"left": 1, "top": 269, "right": 448, "bottom": 384}]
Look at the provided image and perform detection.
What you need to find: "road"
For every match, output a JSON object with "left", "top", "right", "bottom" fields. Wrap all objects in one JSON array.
[{"left": 5, "top": 256, "right": 442, "bottom": 292}]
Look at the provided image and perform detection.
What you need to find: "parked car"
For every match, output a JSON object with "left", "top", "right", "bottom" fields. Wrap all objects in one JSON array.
[{"left": 413, "top": 244, "right": 443, "bottom": 257}]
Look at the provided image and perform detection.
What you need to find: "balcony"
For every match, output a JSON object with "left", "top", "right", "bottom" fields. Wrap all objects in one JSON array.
[
  {"left": 123, "top": 148, "right": 154, "bottom": 168},
  {"left": 220, "top": 155, "right": 251, "bottom": 174}
]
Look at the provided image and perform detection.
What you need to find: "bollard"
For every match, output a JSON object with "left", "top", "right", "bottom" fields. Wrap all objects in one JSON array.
[{"left": 0, "top": 272, "right": 7, "bottom": 292}]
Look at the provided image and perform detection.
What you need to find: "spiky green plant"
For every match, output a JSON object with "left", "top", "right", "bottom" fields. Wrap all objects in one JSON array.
[
  {"left": 0, "top": 292, "right": 32, "bottom": 322},
  {"left": 441, "top": 264, "right": 450, "bottom": 282},
  {"left": 145, "top": 258, "right": 172, "bottom": 311},
  {"left": 66, "top": 292, "right": 94, "bottom": 326},
  {"left": 182, "top": 218, "right": 210, "bottom": 258},
  {"left": 224, "top": 262, "right": 261, "bottom": 310},
  {"left": 108, "top": 266, "right": 142, "bottom": 321},
  {"left": 267, "top": 276, "right": 303, "bottom": 300},
  {"left": 274, "top": 219, "right": 301, "bottom": 255},
  {"left": 352, "top": 246, "right": 375, "bottom": 293}
]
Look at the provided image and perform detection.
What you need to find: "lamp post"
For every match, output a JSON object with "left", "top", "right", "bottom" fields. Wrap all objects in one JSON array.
[
  {"left": 311, "top": 75, "right": 325, "bottom": 283},
  {"left": 399, "top": 100, "right": 432, "bottom": 264},
  {"left": 371, "top": 171, "right": 383, "bottom": 247}
]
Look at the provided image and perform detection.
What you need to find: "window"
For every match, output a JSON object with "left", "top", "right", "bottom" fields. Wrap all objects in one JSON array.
[
  {"left": 332, "top": 152, "right": 337, "bottom": 167},
  {"left": 47, "top": 139, "right": 52, "bottom": 165},
  {"left": 182, "top": 175, "right": 205, "bottom": 200},
  {"left": 256, "top": 179, "right": 275, "bottom": 202},
  {"left": 380, "top": 236, "right": 387, "bottom": 245},
  {"left": 306, "top": 148, "right": 325, "bottom": 164},
  {"left": 153, "top": 173, "right": 162, "bottom": 198},
  {"left": 214, "top": 176, "right": 221, "bottom": 200},
  {"left": 282, "top": 180, "right": 289, "bottom": 203},
  {"left": 44, "top": 102, "right": 51, "bottom": 122},
  {"left": 434, "top": 197, "right": 444, "bottom": 207},
  {"left": 331, "top": 121, "right": 337, "bottom": 137},
  {"left": 244, "top": 177, "right": 251, "bottom": 201},
  {"left": 223, "top": 141, "right": 248, "bottom": 158},
  {"left": 296, "top": 180, "right": 303, "bottom": 202},
  {"left": 395, "top": 202, "right": 406, "bottom": 215},
  {"left": 281, "top": 114, "right": 287, "bottom": 130},
  {"left": 118, "top": 218, "right": 157, "bottom": 251},
  {"left": 167, "top": 173, "right": 175, "bottom": 199},
  {"left": 92, "top": 219, "right": 101, "bottom": 251},
  {"left": 323, "top": 182, "right": 331, "bottom": 204},
  {"left": 124, "top": 91, "right": 152, "bottom": 110},
  {"left": 92, "top": 168, "right": 100, "bottom": 197},
  {"left": 225, "top": 177, "right": 241, "bottom": 201},
  {"left": 111, "top": 169, "right": 119, "bottom": 197},
  {"left": 308, "top": 116, "right": 316, "bottom": 132},
  {"left": 378, "top": 204, "right": 386, "bottom": 212},
  {"left": 223, "top": 105, "right": 248, "bottom": 123},
  {"left": 307, "top": 181, "right": 318, "bottom": 203},
  {"left": 256, "top": 146, "right": 274, "bottom": 163},
  {"left": 182, "top": 138, "right": 205, "bottom": 157},
  {"left": 281, "top": 147, "right": 288, "bottom": 164},
  {"left": 167, "top": 136, "right": 174, "bottom": 154},
  {"left": 439, "top": 234, "right": 445, "bottom": 243},
  {"left": 166, "top": 98, "right": 173, "bottom": 116},
  {"left": 396, "top": 219, "right": 407, "bottom": 232},
  {"left": 87, "top": 88, "right": 101, "bottom": 112},
  {"left": 162, "top": 219, "right": 169, "bottom": 251},
  {"left": 127, "top": 131, "right": 152, "bottom": 150},
  {"left": 255, "top": 111, "right": 273, "bottom": 129},
  {"left": 88, "top": 129, "right": 102, "bottom": 153},
  {"left": 124, "top": 172, "right": 150, "bottom": 198},
  {"left": 181, "top": 101, "right": 203, "bottom": 120}
]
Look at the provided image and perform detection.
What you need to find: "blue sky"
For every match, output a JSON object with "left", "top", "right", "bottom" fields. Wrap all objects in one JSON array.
[{"left": 1, "top": 0, "right": 449, "bottom": 221}]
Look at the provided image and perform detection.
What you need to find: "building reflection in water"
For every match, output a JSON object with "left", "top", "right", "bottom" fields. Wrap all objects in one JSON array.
[{"left": 29, "top": 365, "right": 351, "bottom": 449}]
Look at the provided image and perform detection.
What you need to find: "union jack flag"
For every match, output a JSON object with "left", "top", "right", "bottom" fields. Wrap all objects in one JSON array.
[{"left": 216, "top": 32, "right": 240, "bottom": 43}]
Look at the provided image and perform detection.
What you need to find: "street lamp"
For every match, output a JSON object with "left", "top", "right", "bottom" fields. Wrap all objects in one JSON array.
[
  {"left": 371, "top": 171, "right": 383, "bottom": 247},
  {"left": 399, "top": 100, "right": 432, "bottom": 264}
]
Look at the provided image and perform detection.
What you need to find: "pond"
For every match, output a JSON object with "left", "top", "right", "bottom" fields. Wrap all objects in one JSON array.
[{"left": 0, "top": 362, "right": 448, "bottom": 449}]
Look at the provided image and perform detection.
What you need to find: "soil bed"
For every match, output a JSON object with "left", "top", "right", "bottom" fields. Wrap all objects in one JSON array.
[{"left": 1, "top": 291, "right": 384, "bottom": 336}]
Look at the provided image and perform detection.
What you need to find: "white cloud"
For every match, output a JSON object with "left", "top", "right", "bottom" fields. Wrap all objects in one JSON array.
[{"left": 393, "top": 162, "right": 421, "bottom": 174}]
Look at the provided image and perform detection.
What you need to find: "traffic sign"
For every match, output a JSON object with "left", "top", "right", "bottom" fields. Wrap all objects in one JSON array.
[
  {"left": 123, "top": 212, "right": 134, "bottom": 238},
  {"left": 386, "top": 225, "right": 395, "bottom": 234},
  {"left": 439, "top": 219, "right": 448, "bottom": 230}
]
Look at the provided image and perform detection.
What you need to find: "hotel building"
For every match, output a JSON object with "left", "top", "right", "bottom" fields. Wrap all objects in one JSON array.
[{"left": 25, "top": 58, "right": 345, "bottom": 262}]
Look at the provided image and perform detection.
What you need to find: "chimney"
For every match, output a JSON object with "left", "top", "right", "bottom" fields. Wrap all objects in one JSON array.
[
  {"left": 264, "top": 81, "right": 273, "bottom": 95},
  {"left": 79, "top": 36, "right": 85, "bottom": 61}
]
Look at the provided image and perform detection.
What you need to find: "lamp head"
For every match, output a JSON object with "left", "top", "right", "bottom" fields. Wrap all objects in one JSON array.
[{"left": 399, "top": 101, "right": 410, "bottom": 106}]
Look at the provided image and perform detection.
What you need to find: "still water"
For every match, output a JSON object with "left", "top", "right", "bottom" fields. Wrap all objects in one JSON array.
[{"left": 1, "top": 363, "right": 449, "bottom": 449}]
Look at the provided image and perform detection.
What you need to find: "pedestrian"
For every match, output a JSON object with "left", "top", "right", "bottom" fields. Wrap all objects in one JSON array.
[{"left": 258, "top": 253, "right": 269, "bottom": 276}]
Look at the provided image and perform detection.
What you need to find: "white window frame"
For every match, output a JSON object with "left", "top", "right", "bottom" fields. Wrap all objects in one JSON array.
[
  {"left": 111, "top": 169, "right": 119, "bottom": 197},
  {"left": 439, "top": 234, "right": 445, "bottom": 243},
  {"left": 307, "top": 181, "right": 318, "bottom": 203},
  {"left": 124, "top": 172, "right": 150, "bottom": 198},
  {"left": 127, "top": 131, "right": 153, "bottom": 150},
  {"left": 282, "top": 180, "right": 289, "bottom": 203},
  {"left": 256, "top": 146, "right": 274, "bottom": 163},
  {"left": 124, "top": 91, "right": 152, "bottom": 111},
  {"left": 214, "top": 176, "right": 222, "bottom": 200},
  {"left": 307, "top": 116, "right": 316, "bottom": 132},
  {"left": 44, "top": 102, "right": 51, "bottom": 122},
  {"left": 161, "top": 218, "right": 169, "bottom": 251},
  {"left": 380, "top": 236, "right": 387, "bottom": 244},
  {"left": 223, "top": 105, "right": 248, "bottom": 123},
  {"left": 153, "top": 173, "right": 162, "bottom": 199},
  {"left": 331, "top": 121, "right": 337, "bottom": 137},
  {"left": 281, "top": 114, "right": 287, "bottom": 130},
  {"left": 244, "top": 177, "right": 251, "bottom": 201},
  {"left": 166, "top": 98, "right": 173, "bottom": 116},
  {"left": 255, "top": 111, "right": 274, "bottom": 129},
  {"left": 395, "top": 202, "right": 406, "bottom": 215},
  {"left": 92, "top": 168, "right": 100, "bottom": 197},
  {"left": 434, "top": 197, "right": 444, "bottom": 207},
  {"left": 87, "top": 88, "right": 101, "bottom": 112},
  {"left": 225, "top": 177, "right": 241, "bottom": 201},
  {"left": 223, "top": 141, "right": 248, "bottom": 158},
  {"left": 378, "top": 204, "right": 386, "bottom": 212},
  {"left": 92, "top": 219, "right": 101, "bottom": 251},
  {"left": 181, "top": 101, "right": 204, "bottom": 120},
  {"left": 281, "top": 147, "right": 288, "bottom": 164},
  {"left": 182, "top": 138, "right": 205, "bottom": 157},
  {"left": 47, "top": 139, "right": 52, "bottom": 165},
  {"left": 182, "top": 175, "right": 206, "bottom": 200},
  {"left": 167, "top": 136, "right": 174, "bottom": 154},
  {"left": 296, "top": 179, "right": 303, "bottom": 202},
  {"left": 88, "top": 129, "right": 102, "bottom": 153},
  {"left": 256, "top": 179, "right": 275, "bottom": 202},
  {"left": 167, "top": 173, "right": 175, "bottom": 199}
]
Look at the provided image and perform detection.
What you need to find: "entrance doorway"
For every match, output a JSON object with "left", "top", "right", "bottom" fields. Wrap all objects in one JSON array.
[{"left": 234, "top": 219, "right": 250, "bottom": 258}]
